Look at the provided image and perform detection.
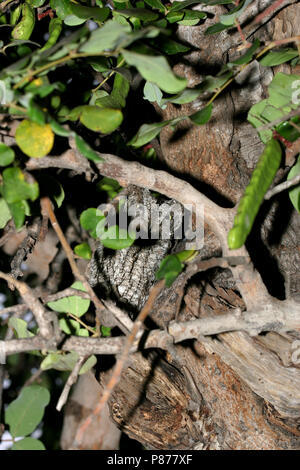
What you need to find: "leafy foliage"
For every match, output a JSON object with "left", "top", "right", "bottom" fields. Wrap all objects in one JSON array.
[{"left": 5, "top": 385, "right": 50, "bottom": 449}]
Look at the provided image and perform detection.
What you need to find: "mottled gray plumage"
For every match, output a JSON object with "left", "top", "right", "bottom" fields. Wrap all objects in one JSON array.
[{"left": 87, "top": 186, "right": 177, "bottom": 314}]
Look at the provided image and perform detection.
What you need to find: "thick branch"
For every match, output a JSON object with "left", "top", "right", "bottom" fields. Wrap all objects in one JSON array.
[{"left": 3, "top": 298, "right": 299, "bottom": 357}]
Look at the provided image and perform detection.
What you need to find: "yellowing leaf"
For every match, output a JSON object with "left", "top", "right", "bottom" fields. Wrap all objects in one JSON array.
[{"left": 15, "top": 120, "right": 55, "bottom": 158}]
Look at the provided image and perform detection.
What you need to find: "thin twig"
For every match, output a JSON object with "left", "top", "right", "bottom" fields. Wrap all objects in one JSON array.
[
  {"left": 265, "top": 173, "right": 300, "bottom": 200},
  {"left": 0, "top": 304, "right": 28, "bottom": 317},
  {"left": 56, "top": 355, "right": 89, "bottom": 412},
  {"left": 23, "top": 368, "right": 44, "bottom": 388},
  {"left": 40, "top": 197, "right": 106, "bottom": 315},
  {"left": 257, "top": 108, "right": 300, "bottom": 132}
]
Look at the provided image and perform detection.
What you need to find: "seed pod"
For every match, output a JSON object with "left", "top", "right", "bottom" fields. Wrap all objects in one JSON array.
[
  {"left": 228, "top": 138, "right": 282, "bottom": 250},
  {"left": 40, "top": 18, "right": 63, "bottom": 51},
  {"left": 12, "top": 3, "right": 35, "bottom": 40}
]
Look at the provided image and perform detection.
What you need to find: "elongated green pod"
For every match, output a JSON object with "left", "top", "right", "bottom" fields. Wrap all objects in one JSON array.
[
  {"left": 10, "top": 4, "right": 22, "bottom": 26},
  {"left": 12, "top": 4, "right": 35, "bottom": 40},
  {"left": 228, "top": 138, "right": 282, "bottom": 250},
  {"left": 40, "top": 18, "right": 63, "bottom": 51}
]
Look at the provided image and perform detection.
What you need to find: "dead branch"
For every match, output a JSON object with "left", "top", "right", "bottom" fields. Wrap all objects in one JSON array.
[
  {"left": 3, "top": 298, "right": 299, "bottom": 357},
  {"left": 10, "top": 218, "right": 42, "bottom": 279},
  {"left": 56, "top": 355, "right": 89, "bottom": 412}
]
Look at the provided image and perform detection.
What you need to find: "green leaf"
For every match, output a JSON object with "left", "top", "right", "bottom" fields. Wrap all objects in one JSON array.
[
  {"left": 5, "top": 385, "right": 50, "bottom": 438},
  {"left": 276, "top": 117, "right": 300, "bottom": 143},
  {"left": 143, "top": 81, "right": 163, "bottom": 104},
  {"left": 9, "top": 318, "right": 34, "bottom": 339},
  {"left": 41, "top": 351, "right": 96, "bottom": 374},
  {"left": 260, "top": 49, "right": 299, "bottom": 67},
  {"left": 74, "top": 242, "right": 92, "bottom": 260},
  {"left": 220, "top": 0, "right": 253, "bottom": 26},
  {"left": 122, "top": 50, "right": 187, "bottom": 94},
  {"left": 74, "top": 135, "right": 103, "bottom": 162},
  {"left": 12, "top": 437, "right": 45, "bottom": 451},
  {"left": 49, "top": 120, "right": 71, "bottom": 137},
  {"left": 228, "top": 139, "right": 282, "bottom": 250},
  {"left": 128, "top": 117, "right": 184, "bottom": 147},
  {"left": 144, "top": 0, "right": 165, "bottom": 12},
  {"left": 79, "top": 355, "right": 97, "bottom": 374},
  {"left": 47, "top": 281, "right": 90, "bottom": 317},
  {"left": 80, "top": 207, "right": 105, "bottom": 238},
  {"left": 166, "top": 10, "right": 184, "bottom": 23},
  {"left": 162, "top": 88, "right": 201, "bottom": 105},
  {"left": 15, "top": 120, "right": 55, "bottom": 158},
  {"left": 69, "top": 4, "right": 110, "bottom": 22},
  {"left": 190, "top": 103, "right": 213, "bottom": 125},
  {"left": 7, "top": 201, "right": 27, "bottom": 229},
  {"left": 64, "top": 14, "right": 86, "bottom": 26},
  {"left": 0, "top": 198, "right": 12, "bottom": 228},
  {"left": 59, "top": 318, "right": 79, "bottom": 335},
  {"left": 101, "top": 325, "right": 112, "bottom": 337},
  {"left": 288, "top": 155, "right": 300, "bottom": 213},
  {"left": 155, "top": 254, "right": 183, "bottom": 287},
  {"left": 79, "top": 20, "right": 131, "bottom": 53},
  {"left": 169, "top": 0, "right": 201, "bottom": 11},
  {"left": 248, "top": 72, "right": 300, "bottom": 143},
  {"left": 3, "top": 168, "right": 39, "bottom": 204},
  {"left": 27, "top": 0, "right": 47, "bottom": 7},
  {"left": 97, "top": 176, "right": 121, "bottom": 191},
  {"left": 150, "top": 36, "right": 190, "bottom": 55},
  {"left": 96, "top": 72, "right": 130, "bottom": 109},
  {"left": 78, "top": 106, "right": 123, "bottom": 134},
  {"left": 230, "top": 38, "right": 260, "bottom": 65},
  {"left": 50, "top": 0, "right": 72, "bottom": 20},
  {"left": 177, "top": 9, "right": 207, "bottom": 26},
  {"left": 205, "top": 22, "right": 231, "bottom": 35},
  {"left": 27, "top": 99, "right": 46, "bottom": 126},
  {"left": 97, "top": 225, "right": 136, "bottom": 250},
  {"left": 0, "top": 143, "right": 15, "bottom": 166}
]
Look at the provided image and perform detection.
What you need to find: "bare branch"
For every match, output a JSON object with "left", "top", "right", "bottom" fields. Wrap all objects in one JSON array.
[
  {"left": 2, "top": 298, "right": 299, "bottom": 359},
  {"left": 168, "top": 298, "right": 300, "bottom": 343},
  {"left": 265, "top": 173, "right": 300, "bottom": 200},
  {"left": 56, "top": 355, "right": 89, "bottom": 412},
  {"left": 0, "top": 304, "right": 28, "bottom": 317}
]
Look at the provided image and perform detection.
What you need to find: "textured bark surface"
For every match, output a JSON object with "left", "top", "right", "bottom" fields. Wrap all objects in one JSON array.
[{"left": 104, "top": 1, "right": 300, "bottom": 450}]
